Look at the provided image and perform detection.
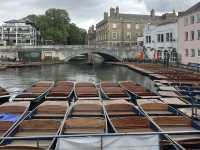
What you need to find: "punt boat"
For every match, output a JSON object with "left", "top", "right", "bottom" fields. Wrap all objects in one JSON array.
[
  {"left": 178, "top": 107, "right": 200, "bottom": 119},
  {"left": 100, "top": 81, "right": 129, "bottom": 100},
  {"left": 103, "top": 99, "right": 157, "bottom": 133},
  {"left": 0, "top": 100, "right": 69, "bottom": 150},
  {"left": 0, "top": 102, "right": 30, "bottom": 138},
  {"left": 31, "top": 101, "right": 69, "bottom": 119},
  {"left": 59, "top": 99, "right": 107, "bottom": 135},
  {"left": 120, "top": 81, "right": 160, "bottom": 100},
  {"left": 46, "top": 81, "right": 74, "bottom": 101},
  {"left": 103, "top": 99, "right": 137, "bottom": 117},
  {"left": 160, "top": 97, "right": 189, "bottom": 107},
  {"left": 0, "top": 87, "right": 10, "bottom": 105},
  {"left": 13, "top": 81, "right": 54, "bottom": 103},
  {"left": 74, "top": 82, "right": 99, "bottom": 100},
  {"left": 137, "top": 98, "right": 200, "bottom": 149}
]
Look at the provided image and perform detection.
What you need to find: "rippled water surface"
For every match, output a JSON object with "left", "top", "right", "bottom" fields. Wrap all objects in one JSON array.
[{"left": 0, "top": 63, "right": 153, "bottom": 93}]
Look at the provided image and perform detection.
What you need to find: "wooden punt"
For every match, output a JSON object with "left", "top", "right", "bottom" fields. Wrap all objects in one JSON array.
[
  {"left": 103, "top": 99, "right": 137, "bottom": 117},
  {"left": 158, "top": 90, "right": 185, "bottom": 98},
  {"left": 178, "top": 107, "right": 200, "bottom": 118},
  {"left": 75, "top": 82, "right": 99, "bottom": 100},
  {"left": 100, "top": 81, "right": 129, "bottom": 99},
  {"left": 71, "top": 100, "right": 103, "bottom": 117},
  {"left": 59, "top": 100, "right": 107, "bottom": 134},
  {"left": 104, "top": 99, "right": 156, "bottom": 133},
  {"left": 160, "top": 97, "right": 189, "bottom": 107},
  {"left": 32, "top": 101, "right": 69, "bottom": 119},
  {"left": 0, "top": 87, "right": 10, "bottom": 105},
  {"left": 137, "top": 99, "right": 179, "bottom": 116},
  {"left": 175, "top": 85, "right": 200, "bottom": 104},
  {"left": 120, "top": 81, "right": 160, "bottom": 99},
  {"left": 14, "top": 81, "right": 54, "bottom": 102},
  {"left": 137, "top": 98, "right": 200, "bottom": 149},
  {"left": 0, "top": 101, "right": 69, "bottom": 150},
  {"left": 0, "top": 102, "right": 30, "bottom": 138},
  {"left": 46, "top": 81, "right": 74, "bottom": 101}
]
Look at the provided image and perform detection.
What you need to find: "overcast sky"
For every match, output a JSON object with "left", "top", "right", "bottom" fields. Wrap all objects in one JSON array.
[{"left": 0, "top": 0, "right": 199, "bottom": 30}]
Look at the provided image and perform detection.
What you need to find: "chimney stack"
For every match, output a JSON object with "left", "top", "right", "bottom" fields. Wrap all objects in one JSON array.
[
  {"left": 104, "top": 12, "right": 108, "bottom": 20},
  {"left": 116, "top": 6, "right": 119, "bottom": 16},
  {"left": 150, "top": 9, "right": 155, "bottom": 17},
  {"left": 110, "top": 7, "right": 115, "bottom": 17}
]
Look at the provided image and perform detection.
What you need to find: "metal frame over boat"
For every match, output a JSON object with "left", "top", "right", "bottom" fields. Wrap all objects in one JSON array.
[
  {"left": 102, "top": 99, "right": 181, "bottom": 149},
  {"left": 120, "top": 81, "right": 160, "bottom": 100},
  {"left": 103, "top": 99, "right": 158, "bottom": 133},
  {"left": 46, "top": 81, "right": 74, "bottom": 102},
  {"left": 74, "top": 82, "right": 100, "bottom": 100},
  {"left": 13, "top": 81, "right": 54, "bottom": 103},
  {"left": 0, "top": 100, "right": 69, "bottom": 150},
  {"left": 100, "top": 81, "right": 129, "bottom": 100},
  {"left": 59, "top": 99, "right": 108, "bottom": 135},
  {"left": 0, "top": 101, "right": 30, "bottom": 141},
  {"left": 137, "top": 98, "right": 200, "bottom": 149}
]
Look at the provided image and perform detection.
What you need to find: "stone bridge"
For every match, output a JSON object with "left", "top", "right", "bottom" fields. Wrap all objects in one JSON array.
[{"left": 0, "top": 45, "right": 142, "bottom": 62}]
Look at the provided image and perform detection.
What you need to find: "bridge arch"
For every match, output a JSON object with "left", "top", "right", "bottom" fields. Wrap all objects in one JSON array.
[{"left": 65, "top": 51, "right": 121, "bottom": 62}]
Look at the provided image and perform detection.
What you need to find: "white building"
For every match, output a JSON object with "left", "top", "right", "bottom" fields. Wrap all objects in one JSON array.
[
  {"left": 144, "top": 21, "right": 178, "bottom": 62},
  {"left": 0, "top": 19, "right": 38, "bottom": 46}
]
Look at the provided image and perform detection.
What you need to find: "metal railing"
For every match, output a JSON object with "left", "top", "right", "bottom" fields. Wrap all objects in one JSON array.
[{"left": 1, "top": 131, "right": 200, "bottom": 150}]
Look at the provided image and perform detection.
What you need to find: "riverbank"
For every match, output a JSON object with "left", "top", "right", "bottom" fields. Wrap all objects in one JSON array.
[
  {"left": 0, "top": 61, "right": 65, "bottom": 69},
  {"left": 106, "top": 62, "right": 200, "bottom": 81}
]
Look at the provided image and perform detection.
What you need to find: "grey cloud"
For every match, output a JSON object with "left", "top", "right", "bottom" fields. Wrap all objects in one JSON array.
[
  {"left": 0, "top": 0, "right": 199, "bottom": 29},
  {"left": 141, "top": 0, "right": 199, "bottom": 12}
]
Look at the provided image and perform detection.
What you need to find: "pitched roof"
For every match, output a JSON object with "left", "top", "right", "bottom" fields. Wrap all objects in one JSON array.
[
  {"left": 4, "top": 19, "right": 32, "bottom": 24},
  {"left": 180, "top": 2, "right": 200, "bottom": 16}
]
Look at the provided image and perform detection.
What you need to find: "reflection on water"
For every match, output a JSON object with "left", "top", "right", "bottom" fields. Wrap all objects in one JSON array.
[{"left": 0, "top": 63, "right": 153, "bottom": 93}]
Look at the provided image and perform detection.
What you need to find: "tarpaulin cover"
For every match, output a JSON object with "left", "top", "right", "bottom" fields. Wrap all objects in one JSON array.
[
  {"left": 56, "top": 136, "right": 101, "bottom": 150},
  {"left": 0, "top": 113, "right": 20, "bottom": 122},
  {"left": 55, "top": 135, "right": 159, "bottom": 150}
]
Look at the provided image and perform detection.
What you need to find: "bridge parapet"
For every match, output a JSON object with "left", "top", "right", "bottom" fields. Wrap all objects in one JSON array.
[{"left": 0, "top": 45, "right": 143, "bottom": 62}]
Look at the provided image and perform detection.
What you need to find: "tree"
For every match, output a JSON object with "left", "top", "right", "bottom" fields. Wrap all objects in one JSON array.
[{"left": 24, "top": 8, "right": 87, "bottom": 45}]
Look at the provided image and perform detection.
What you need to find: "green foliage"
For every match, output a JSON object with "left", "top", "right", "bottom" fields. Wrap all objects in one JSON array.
[{"left": 25, "top": 8, "right": 87, "bottom": 45}]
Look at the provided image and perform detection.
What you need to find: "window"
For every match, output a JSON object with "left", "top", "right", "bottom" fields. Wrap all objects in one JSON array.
[
  {"left": 135, "top": 24, "right": 140, "bottom": 30},
  {"left": 198, "top": 49, "right": 200, "bottom": 56},
  {"left": 191, "top": 49, "right": 195, "bottom": 57},
  {"left": 190, "top": 16, "right": 195, "bottom": 24},
  {"left": 149, "top": 36, "right": 151, "bottom": 43},
  {"left": 112, "top": 32, "right": 117, "bottom": 40},
  {"left": 127, "top": 24, "right": 131, "bottom": 29},
  {"left": 185, "top": 49, "right": 189, "bottom": 57},
  {"left": 146, "top": 36, "right": 151, "bottom": 43},
  {"left": 112, "top": 23, "right": 117, "bottom": 29},
  {"left": 198, "top": 30, "right": 200, "bottom": 40},
  {"left": 191, "top": 31, "right": 195, "bottom": 40},
  {"left": 184, "top": 17, "right": 189, "bottom": 26},
  {"left": 161, "top": 34, "right": 164, "bottom": 42},
  {"left": 197, "top": 14, "right": 200, "bottom": 23},
  {"left": 127, "top": 32, "right": 131, "bottom": 40},
  {"left": 170, "top": 33, "right": 173, "bottom": 42},
  {"left": 146, "top": 36, "right": 148, "bottom": 43},
  {"left": 166, "top": 33, "right": 170, "bottom": 42},
  {"left": 185, "top": 32, "right": 188, "bottom": 41},
  {"left": 157, "top": 34, "right": 161, "bottom": 42}
]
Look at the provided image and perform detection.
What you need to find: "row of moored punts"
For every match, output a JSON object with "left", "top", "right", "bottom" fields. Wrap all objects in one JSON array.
[{"left": 0, "top": 80, "right": 200, "bottom": 149}]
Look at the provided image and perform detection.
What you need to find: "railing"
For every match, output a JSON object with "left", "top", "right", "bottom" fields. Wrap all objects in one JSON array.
[{"left": 1, "top": 131, "right": 200, "bottom": 150}]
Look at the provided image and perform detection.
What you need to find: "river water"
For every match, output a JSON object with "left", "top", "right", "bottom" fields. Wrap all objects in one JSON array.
[{"left": 0, "top": 63, "right": 154, "bottom": 93}]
